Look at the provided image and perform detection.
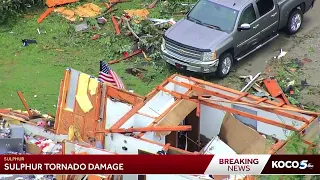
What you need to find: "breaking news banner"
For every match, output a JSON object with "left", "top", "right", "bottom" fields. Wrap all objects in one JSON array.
[{"left": 0, "top": 155, "right": 319, "bottom": 175}]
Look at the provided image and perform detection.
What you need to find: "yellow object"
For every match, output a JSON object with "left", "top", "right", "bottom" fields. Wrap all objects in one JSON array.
[
  {"left": 142, "top": 51, "right": 151, "bottom": 61},
  {"left": 124, "top": 9, "right": 149, "bottom": 23},
  {"left": 6, "top": 119, "right": 21, "bottom": 126},
  {"left": 64, "top": 108, "right": 73, "bottom": 112},
  {"left": 54, "top": 3, "right": 101, "bottom": 21},
  {"left": 88, "top": 78, "right": 98, "bottom": 95},
  {"left": 76, "top": 73, "right": 93, "bottom": 113},
  {"left": 68, "top": 125, "right": 84, "bottom": 143}
]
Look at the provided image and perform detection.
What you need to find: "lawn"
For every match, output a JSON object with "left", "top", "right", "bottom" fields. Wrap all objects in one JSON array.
[{"left": 0, "top": 0, "right": 196, "bottom": 113}]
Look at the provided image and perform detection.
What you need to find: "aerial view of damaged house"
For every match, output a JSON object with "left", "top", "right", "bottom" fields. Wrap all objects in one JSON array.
[
  {"left": 12, "top": 69, "right": 316, "bottom": 180},
  {"left": 161, "top": 0, "right": 315, "bottom": 77}
]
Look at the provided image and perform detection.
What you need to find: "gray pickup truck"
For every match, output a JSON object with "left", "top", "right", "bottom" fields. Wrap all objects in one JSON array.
[{"left": 161, "top": 0, "right": 315, "bottom": 77}]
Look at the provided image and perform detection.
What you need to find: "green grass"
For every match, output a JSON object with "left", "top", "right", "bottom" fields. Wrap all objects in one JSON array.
[{"left": 0, "top": 0, "right": 196, "bottom": 113}]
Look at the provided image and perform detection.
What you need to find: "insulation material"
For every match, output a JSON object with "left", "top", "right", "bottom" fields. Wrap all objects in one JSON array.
[
  {"left": 76, "top": 73, "right": 93, "bottom": 113},
  {"left": 218, "top": 113, "right": 271, "bottom": 154},
  {"left": 54, "top": 3, "right": 101, "bottom": 21},
  {"left": 89, "top": 78, "right": 99, "bottom": 95},
  {"left": 124, "top": 9, "right": 149, "bottom": 23},
  {"left": 54, "top": 7, "right": 77, "bottom": 21}
]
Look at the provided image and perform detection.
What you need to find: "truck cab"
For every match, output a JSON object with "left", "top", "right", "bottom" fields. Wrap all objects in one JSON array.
[{"left": 161, "top": 0, "right": 314, "bottom": 77}]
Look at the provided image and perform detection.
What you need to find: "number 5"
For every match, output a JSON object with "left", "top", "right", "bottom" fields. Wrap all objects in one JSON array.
[{"left": 299, "top": 160, "right": 308, "bottom": 169}]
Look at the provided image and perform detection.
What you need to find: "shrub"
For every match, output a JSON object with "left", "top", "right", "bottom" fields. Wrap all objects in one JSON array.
[{"left": 0, "top": 0, "right": 45, "bottom": 24}]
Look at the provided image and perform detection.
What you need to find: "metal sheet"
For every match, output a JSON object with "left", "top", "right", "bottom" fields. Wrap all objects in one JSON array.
[{"left": 65, "top": 69, "right": 80, "bottom": 110}]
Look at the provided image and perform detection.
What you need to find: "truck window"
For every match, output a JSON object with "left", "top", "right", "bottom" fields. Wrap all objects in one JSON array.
[
  {"left": 239, "top": 4, "right": 256, "bottom": 25},
  {"left": 187, "top": 0, "right": 239, "bottom": 32},
  {"left": 256, "top": 0, "right": 274, "bottom": 16}
]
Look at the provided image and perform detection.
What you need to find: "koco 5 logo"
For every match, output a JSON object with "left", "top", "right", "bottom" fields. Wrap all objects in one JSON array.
[{"left": 272, "top": 160, "right": 313, "bottom": 169}]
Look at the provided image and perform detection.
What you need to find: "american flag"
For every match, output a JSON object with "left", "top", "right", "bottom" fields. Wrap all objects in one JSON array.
[{"left": 98, "top": 60, "right": 125, "bottom": 89}]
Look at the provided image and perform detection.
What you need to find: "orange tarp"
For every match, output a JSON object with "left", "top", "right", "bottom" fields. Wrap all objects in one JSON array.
[{"left": 46, "top": 0, "right": 78, "bottom": 8}]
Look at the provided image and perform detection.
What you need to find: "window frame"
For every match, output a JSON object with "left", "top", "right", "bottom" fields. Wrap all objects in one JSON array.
[
  {"left": 255, "top": 0, "right": 275, "bottom": 17},
  {"left": 238, "top": 3, "right": 258, "bottom": 26}
]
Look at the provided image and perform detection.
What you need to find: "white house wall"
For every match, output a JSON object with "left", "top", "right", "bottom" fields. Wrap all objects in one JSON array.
[
  {"left": 64, "top": 141, "right": 114, "bottom": 154},
  {"left": 22, "top": 123, "right": 68, "bottom": 142},
  {"left": 105, "top": 134, "right": 164, "bottom": 180},
  {"left": 138, "top": 90, "right": 175, "bottom": 117},
  {"left": 206, "top": 97, "right": 304, "bottom": 140},
  {"left": 199, "top": 104, "right": 226, "bottom": 139},
  {"left": 105, "top": 133, "right": 163, "bottom": 154},
  {"left": 105, "top": 98, "right": 132, "bottom": 129},
  {"left": 202, "top": 136, "right": 236, "bottom": 155},
  {"left": 141, "top": 132, "right": 165, "bottom": 144}
]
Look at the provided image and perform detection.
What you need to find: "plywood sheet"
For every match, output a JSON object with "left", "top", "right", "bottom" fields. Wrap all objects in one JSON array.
[
  {"left": 155, "top": 99, "right": 197, "bottom": 136},
  {"left": 58, "top": 110, "right": 74, "bottom": 134},
  {"left": 219, "top": 113, "right": 271, "bottom": 154},
  {"left": 74, "top": 114, "right": 85, "bottom": 138},
  {"left": 107, "top": 86, "right": 144, "bottom": 105}
]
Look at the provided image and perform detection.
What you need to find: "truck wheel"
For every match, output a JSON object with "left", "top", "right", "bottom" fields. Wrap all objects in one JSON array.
[
  {"left": 216, "top": 53, "right": 233, "bottom": 78},
  {"left": 286, "top": 8, "right": 303, "bottom": 35}
]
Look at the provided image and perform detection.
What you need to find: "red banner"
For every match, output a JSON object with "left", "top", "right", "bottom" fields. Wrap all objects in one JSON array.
[{"left": 0, "top": 155, "right": 213, "bottom": 174}]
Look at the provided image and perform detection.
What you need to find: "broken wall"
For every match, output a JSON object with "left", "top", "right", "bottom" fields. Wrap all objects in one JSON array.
[
  {"left": 201, "top": 84, "right": 315, "bottom": 140},
  {"left": 23, "top": 123, "right": 68, "bottom": 142},
  {"left": 63, "top": 141, "right": 114, "bottom": 154},
  {"left": 55, "top": 69, "right": 103, "bottom": 142},
  {"left": 55, "top": 69, "right": 144, "bottom": 145},
  {"left": 218, "top": 113, "right": 272, "bottom": 154}
]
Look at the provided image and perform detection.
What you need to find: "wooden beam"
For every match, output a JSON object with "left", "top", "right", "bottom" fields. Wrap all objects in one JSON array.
[
  {"left": 17, "top": 91, "right": 33, "bottom": 117},
  {"left": 136, "top": 99, "right": 182, "bottom": 138},
  {"left": 136, "top": 112, "right": 157, "bottom": 119},
  {"left": 154, "top": 87, "right": 299, "bottom": 131},
  {"left": 110, "top": 78, "right": 171, "bottom": 129},
  {"left": 168, "top": 79, "right": 311, "bottom": 123},
  {"left": 200, "top": 99, "right": 299, "bottom": 131},
  {"left": 93, "top": 125, "right": 192, "bottom": 134}
]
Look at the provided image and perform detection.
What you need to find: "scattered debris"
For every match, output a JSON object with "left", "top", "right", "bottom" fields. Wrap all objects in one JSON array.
[
  {"left": 75, "top": 22, "right": 88, "bottom": 32},
  {"left": 54, "top": 3, "right": 101, "bottom": 22},
  {"left": 276, "top": 49, "right": 287, "bottom": 59},
  {"left": 97, "top": 17, "right": 107, "bottom": 24},
  {"left": 125, "top": 67, "right": 147, "bottom": 80},
  {"left": 240, "top": 72, "right": 261, "bottom": 92},
  {"left": 108, "top": 49, "right": 142, "bottom": 64},
  {"left": 91, "top": 34, "right": 101, "bottom": 40},
  {"left": 22, "top": 39, "right": 37, "bottom": 46},
  {"left": 148, "top": 0, "right": 159, "bottom": 9},
  {"left": 124, "top": 9, "right": 149, "bottom": 23},
  {"left": 148, "top": 18, "right": 176, "bottom": 26},
  {"left": 263, "top": 77, "right": 291, "bottom": 105},
  {"left": 111, "top": 15, "right": 121, "bottom": 35},
  {"left": 37, "top": 8, "right": 54, "bottom": 23}
]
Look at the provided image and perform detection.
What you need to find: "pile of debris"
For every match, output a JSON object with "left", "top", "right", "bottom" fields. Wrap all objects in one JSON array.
[{"left": 239, "top": 72, "right": 307, "bottom": 109}]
